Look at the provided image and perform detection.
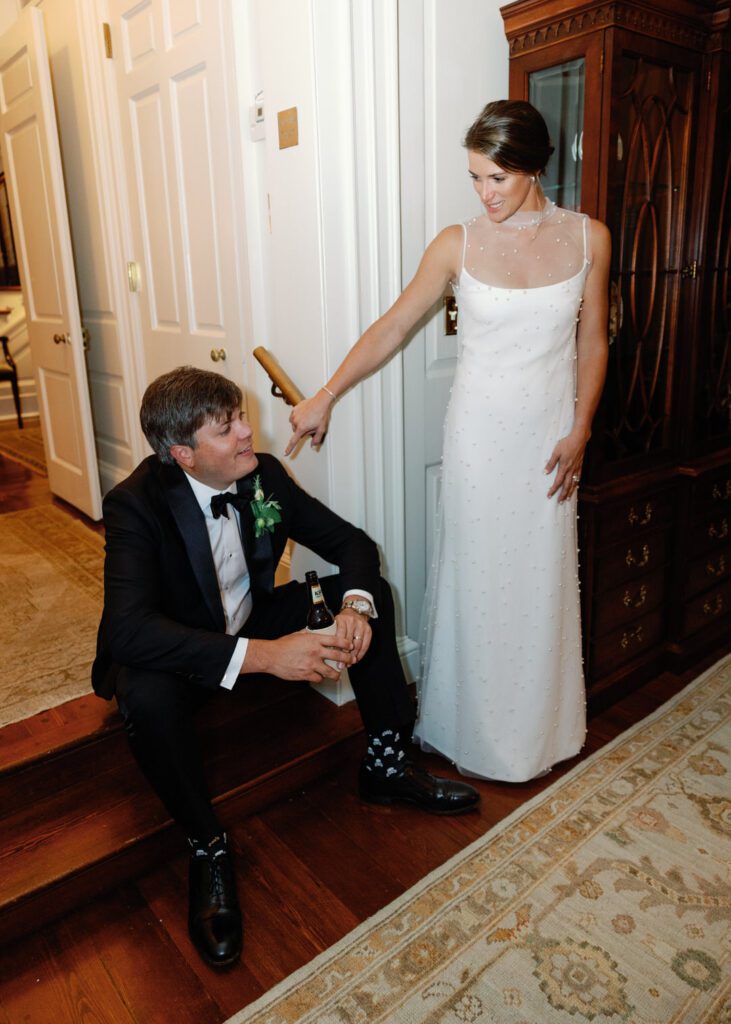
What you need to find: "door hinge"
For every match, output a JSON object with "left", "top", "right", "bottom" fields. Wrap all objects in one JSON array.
[
  {"left": 127, "top": 261, "right": 141, "bottom": 292},
  {"left": 707, "top": 68, "right": 712, "bottom": 91},
  {"left": 103, "top": 23, "right": 113, "bottom": 59},
  {"left": 600, "top": 49, "right": 604, "bottom": 74}
]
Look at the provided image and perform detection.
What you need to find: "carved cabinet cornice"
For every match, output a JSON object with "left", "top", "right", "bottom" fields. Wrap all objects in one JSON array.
[{"left": 505, "top": 2, "right": 709, "bottom": 55}]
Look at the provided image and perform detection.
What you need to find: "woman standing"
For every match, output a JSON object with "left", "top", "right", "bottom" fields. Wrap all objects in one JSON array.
[{"left": 287, "top": 100, "right": 610, "bottom": 781}]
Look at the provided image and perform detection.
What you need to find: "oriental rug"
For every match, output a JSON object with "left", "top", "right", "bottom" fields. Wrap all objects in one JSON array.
[
  {"left": 0, "top": 505, "right": 103, "bottom": 728},
  {"left": 227, "top": 655, "right": 731, "bottom": 1024},
  {"left": 0, "top": 419, "right": 46, "bottom": 475}
]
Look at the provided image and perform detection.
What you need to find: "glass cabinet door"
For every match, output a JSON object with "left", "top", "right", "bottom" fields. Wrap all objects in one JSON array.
[
  {"left": 529, "top": 58, "right": 585, "bottom": 210},
  {"left": 506, "top": 30, "right": 604, "bottom": 217}
]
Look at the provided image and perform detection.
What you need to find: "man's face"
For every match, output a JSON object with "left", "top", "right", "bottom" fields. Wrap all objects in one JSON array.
[{"left": 174, "top": 409, "right": 258, "bottom": 489}]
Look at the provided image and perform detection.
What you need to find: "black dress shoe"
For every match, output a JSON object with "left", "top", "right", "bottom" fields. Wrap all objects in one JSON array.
[
  {"left": 188, "top": 848, "right": 242, "bottom": 967},
  {"left": 359, "top": 761, "right": 479, "bottom": 815}
]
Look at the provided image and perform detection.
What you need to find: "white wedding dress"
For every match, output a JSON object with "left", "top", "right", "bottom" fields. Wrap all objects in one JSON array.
[{"left": 414, "top": 201, "right": 590, "bottom": 782}]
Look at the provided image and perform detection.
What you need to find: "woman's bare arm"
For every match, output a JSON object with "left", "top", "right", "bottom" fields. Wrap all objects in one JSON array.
[{"left": 286, "top": 224, "right": 463, "bottom": 453}]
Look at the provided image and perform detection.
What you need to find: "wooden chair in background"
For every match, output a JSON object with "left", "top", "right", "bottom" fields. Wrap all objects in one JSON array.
[{"left": 0, "top": 335, "right": 22, "bottom": 429}]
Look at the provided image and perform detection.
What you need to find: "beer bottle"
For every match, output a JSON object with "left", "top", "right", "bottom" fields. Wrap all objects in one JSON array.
[
  {"left": 305, "top": 570, "right": 339, "bottom": 671},
  {"left": 305, "top": 570, "right": 335, "bottom": 630}
]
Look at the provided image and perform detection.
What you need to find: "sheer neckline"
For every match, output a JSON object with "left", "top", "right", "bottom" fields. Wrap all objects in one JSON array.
[
  {"left": 460, "top": 204, "right": 588, "bottom": 290},
  {"left": 490, "top": 199, "right": 556, "bottom": 230},
  {"left": 460, "top": 262, "right": 587, "bottom": 292}
]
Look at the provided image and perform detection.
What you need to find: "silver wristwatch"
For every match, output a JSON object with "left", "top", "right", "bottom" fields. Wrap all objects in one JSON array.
[{"left": 341, "top": 597, "right": 374, "bottom": 619}]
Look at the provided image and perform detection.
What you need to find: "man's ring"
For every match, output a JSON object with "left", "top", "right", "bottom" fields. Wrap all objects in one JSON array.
[
  {"left": 572, "top": 474, "right": 580, "bottom": 483},
  {"left": 354, "top": 635, "right": 360, "bottom": 641}
]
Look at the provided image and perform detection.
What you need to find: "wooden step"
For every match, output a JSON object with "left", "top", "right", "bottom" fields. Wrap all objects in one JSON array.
[{"left": 0, "top": 682, "right": 364, "bottom": 948}]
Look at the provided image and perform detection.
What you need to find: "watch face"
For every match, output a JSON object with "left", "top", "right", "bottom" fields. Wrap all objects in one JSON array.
[{"left": 347, "top": 599, "right": 371, "bottom": 615}]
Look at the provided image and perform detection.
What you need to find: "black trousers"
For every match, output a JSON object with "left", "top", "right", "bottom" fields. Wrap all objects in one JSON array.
[{"left": 116, "top": 575, "right": 415, "bottom": 842}]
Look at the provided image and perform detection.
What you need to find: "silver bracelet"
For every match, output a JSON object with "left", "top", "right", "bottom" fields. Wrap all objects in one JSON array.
[{"left": 321, "top": 385, "right": 337, "bottom": 399}]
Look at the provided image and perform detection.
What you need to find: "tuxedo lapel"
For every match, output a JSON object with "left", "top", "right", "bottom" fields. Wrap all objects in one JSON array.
[
  {"left": 237, "top": 472, "right": 275, "bottom": 595},
  {"left": 160, "top": 463, "right": 226, "bottom": 630}
]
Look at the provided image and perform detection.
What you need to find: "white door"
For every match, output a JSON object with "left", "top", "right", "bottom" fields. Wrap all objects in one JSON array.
[
  {"left": 399, "top": 1, "right": 508, "bottom": 640},
  {"left": 105, "top": 0, "right": 246, "bottom": 383},
  {"left": 0, "top": 5, "right": 101, "bottom": 519}
]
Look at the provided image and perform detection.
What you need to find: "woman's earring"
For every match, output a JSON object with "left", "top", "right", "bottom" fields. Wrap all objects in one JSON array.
[{"left": 531, "top": 175, "right": 537, "bottom": 183}]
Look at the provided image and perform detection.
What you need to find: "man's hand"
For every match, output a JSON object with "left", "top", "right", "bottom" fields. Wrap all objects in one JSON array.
[
  {"left": 335, "top": 607, "right": 372, "bottom": 662},
  {"left": 243, "top": 631, "right": 356, "bottom": 683}
]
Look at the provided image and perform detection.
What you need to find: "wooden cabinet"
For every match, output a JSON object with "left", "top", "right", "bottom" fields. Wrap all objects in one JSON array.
[{"left": 501, "top": 0, "right": 731, "bottom": 704}]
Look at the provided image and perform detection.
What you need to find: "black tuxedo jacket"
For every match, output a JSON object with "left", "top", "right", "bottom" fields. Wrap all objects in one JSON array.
[{"left": 91, "top": 453, "right": 380, "bottom": 699}]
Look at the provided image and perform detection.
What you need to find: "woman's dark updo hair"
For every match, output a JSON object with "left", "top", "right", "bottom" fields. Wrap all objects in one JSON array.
[{"left": 463, "top": 99, "right": 554, "bottom": 176}]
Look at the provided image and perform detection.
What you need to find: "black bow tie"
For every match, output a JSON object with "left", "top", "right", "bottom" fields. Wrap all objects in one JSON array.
[{"left": 210, "top": 490, "right": 250, "bottom": 520}]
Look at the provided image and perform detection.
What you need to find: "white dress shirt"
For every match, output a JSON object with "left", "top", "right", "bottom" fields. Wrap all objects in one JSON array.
[
  {"left": 184, "top": 473, "right": 377, "bottom": 690},
  {"left": 185, "top": 474, "right": 250, "bottom": 689}
]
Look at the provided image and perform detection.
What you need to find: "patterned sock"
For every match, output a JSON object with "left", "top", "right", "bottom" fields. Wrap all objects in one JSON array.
[
  {"left": 188, "top": 832, "right": 228, "bottom": 859},
  {"left": 364, "top": 729, "right": 407, "bottom": 777}
]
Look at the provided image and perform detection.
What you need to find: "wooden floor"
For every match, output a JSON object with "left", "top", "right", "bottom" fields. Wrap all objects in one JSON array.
[{"left": 0, "top": 449, "right": 724, "bottom": 1024}]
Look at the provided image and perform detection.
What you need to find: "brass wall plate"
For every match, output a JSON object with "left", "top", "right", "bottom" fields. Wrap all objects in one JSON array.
[{"left": 277, "top": 107, "right": 299, "bottom": 149}]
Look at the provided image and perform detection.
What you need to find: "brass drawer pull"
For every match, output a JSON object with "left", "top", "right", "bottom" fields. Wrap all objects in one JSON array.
[
  {"left": 706, "top": 555, "right": 726, "bottom": 577},
  {"left": 622, "top": 584, "right": 647, "bottom": 608},
  {"left": 625, "top": 544, "right": 650, "bottom": 568},
  {"left": 708, "top": 518, "right": 729, "bottom": 541},
  {"left": 703, "top": 595, "right": 725, "bottom": 617},
  {"left": 620, "top": 625, "right": 644, "bottom": 649},
  {"left": 712, "top": 480, "right": 731, "bottom": 501},
  {"left": 628, "top": 503, "right": 653, "bottom": 526}
]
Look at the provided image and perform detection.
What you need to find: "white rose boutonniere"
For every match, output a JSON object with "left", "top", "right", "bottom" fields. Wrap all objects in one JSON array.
[{"left": 249, "top": 474, "right": 282, "bottom": 538}]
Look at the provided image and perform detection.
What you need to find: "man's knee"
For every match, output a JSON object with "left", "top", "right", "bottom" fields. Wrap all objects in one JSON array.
[{"left": 116, "top": 667, "right": 193, "bottom": 732}]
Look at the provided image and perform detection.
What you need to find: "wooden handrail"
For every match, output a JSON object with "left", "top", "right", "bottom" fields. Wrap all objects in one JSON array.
[{"left": 252, "top": 346, "right": 305, "bottom": 407}]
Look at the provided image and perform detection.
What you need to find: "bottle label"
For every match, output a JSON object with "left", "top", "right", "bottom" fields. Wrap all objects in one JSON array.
[{"left": 310, "top": 583, "right": 324, "bottom": 603}]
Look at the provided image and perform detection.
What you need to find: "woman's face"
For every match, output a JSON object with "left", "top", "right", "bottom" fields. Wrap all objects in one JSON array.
[{"left": 467, "top": 151, "right": 540, "bottom": 221}]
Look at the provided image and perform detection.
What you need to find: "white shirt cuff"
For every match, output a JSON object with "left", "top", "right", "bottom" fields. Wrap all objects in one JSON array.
[
  {"left": 219, "top": 637, "right": 248, "bottom": 690},
  {"left": 342, "top": 588, "right": 377, "bottom": 619}
]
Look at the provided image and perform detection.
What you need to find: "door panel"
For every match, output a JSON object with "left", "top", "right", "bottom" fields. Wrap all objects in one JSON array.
[
  {"left": 108, "top": 0, "right": 243, "bottom": 381},
  {"left": 0, "top": 5, "right": 101, "bottom": 518}
]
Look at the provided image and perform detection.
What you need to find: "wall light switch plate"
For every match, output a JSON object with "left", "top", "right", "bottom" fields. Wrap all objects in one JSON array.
[{"left": 250, "top": 102, "right": 265, "bottom": 141}]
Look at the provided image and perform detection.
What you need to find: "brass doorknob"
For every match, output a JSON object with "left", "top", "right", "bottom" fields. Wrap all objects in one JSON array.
[
  {"left": 53, "top": 333, "right": 69, "bottom": 344},
  {"left": 210, "top": 348, "right": 227, "bottom": 362}
]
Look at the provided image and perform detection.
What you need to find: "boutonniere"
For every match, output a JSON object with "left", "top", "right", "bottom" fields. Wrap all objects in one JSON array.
[{"left": 249, "top": 475, "right": 282, "bottom": 538}]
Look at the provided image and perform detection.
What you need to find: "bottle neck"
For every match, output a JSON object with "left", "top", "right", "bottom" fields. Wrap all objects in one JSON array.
[{"left": 309, "top": 581, "right": 326, "bottom": 606}]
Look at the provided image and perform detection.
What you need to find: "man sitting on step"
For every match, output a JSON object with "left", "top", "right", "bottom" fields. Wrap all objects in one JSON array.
[{"left": 91, "top": 366, "right": 479, "bottom": 969}]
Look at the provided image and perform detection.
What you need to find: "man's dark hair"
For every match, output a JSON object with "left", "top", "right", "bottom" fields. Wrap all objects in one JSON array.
[{"left": 140, "top": 366, "right": 243, "bottom": 464}]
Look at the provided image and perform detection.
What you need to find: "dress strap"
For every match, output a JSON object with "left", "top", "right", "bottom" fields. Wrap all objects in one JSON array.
[
  {"left": 459, "top": 221, "right": 468, "bottom": 275},
  {"left": 582, "top": 214, "right": 592, "bottom": 267}
]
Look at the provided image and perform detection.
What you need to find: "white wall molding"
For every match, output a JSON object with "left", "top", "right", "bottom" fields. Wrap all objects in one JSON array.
[{"left": 347, "top": 1, "right": 412, "bottom": 639}]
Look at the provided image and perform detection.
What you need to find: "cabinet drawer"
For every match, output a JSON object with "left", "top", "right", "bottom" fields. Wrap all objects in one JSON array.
[
  {"left": 597, "top": 490, "right": 674, "bottom": 546},
  {"left": 682, "top": 579, "right": 731, "bottom": 638},
  {"left": 693, "top": 468, "right": 731, "bottom": 515},
  {"left": 589, "top": 608, "right": 665, "bottom": 680},
  {"left": 691, "top": 512, "right": 731, "bottom": 556},
  {"left": 593, "top": 567, "right": 665, "bottom": 637},
  {"left": 593, "top": 528, "right": 671, "bottom": 593},
  {"left": 687, "top": 544, "right": 731, "bottom": 598}
]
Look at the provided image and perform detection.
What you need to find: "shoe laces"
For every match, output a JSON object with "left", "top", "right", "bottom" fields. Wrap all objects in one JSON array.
[{"left": 208, "top": 849, "right": 230, "bottom": 905}]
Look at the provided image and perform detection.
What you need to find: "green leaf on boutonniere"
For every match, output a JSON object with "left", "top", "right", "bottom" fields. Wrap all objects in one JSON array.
[{"left": 249, "top": 474, "right": 282, "bottom": 538}]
